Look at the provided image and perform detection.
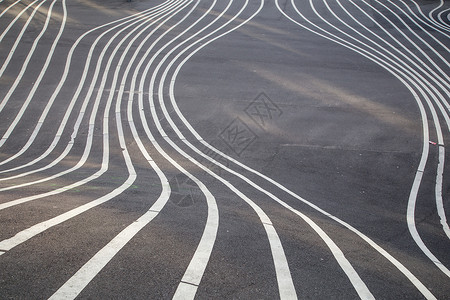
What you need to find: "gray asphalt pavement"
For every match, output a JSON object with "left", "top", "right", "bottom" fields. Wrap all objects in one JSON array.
[{"left": 0, "top": 0, "right": 449, "bottom": 299}]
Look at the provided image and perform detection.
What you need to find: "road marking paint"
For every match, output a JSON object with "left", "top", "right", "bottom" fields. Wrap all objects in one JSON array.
[
  {"left": 0, "top": 0, "right": 176, "bottom": 169},
  {"left": 0, "top": 0, "right": 67, "bottom": 149},
  {"left": 274, "top": 0, "right": 445, "bottom": 296},
  {"left": 0, "top": 0, "right": 22, "bottom": 19},
  {"left": 153, "top": 0, "right": 378, "bottom": 297},
  {"left": 0, "top": 2, "right": 177, "bottom": 199},
  {"left": 48, "top": 1, "right": 202, "bottom": 298},
  {"left": 139, "top": 0, "right": 298, "bottom": 298},
  {"left": 132, "top": 0, "right": 448, "bottom": 298},
  {"left": 435, "top": 146, "right": 450, "bottom": 239},
  {"left": 0, "top": 0, "right": 181, "bottom": 250},
  {"left": 0, "top": 0, "right": 41, "bottom": 44},
  {"left": 0, "top": 0, "right": 51, "bottom": 89},
  {"left": 325, "top": 0, "right": 450, "bottom": 248}
]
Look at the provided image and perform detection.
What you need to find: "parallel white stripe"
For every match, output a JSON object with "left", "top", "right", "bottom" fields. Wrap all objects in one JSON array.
[
  {"left": 0, "top": 0, "right": 67, "bottom": 148},
  {"left": 138, "top": 0, "right": 297, "bottom": 298},
  {"left": 135, "top": 1, "right": 221, "bottom": 298},
  {"left": 409, "top": 0, "right": 450, "bottom": 33},
  {"left": 0, "top": 4, "right": 175, "bottom": 192},
  {"left": 0, "top": 2, "right": 179, "bottom": 206},
  {"left": 323, "top": 0, "right": 450, "bottom": 251},
  {"left": 14, "top": 2, "right": 192, "bottom": 298},
  {"left": 329, "top": 0, "right": 450, "bottom": 242},
  {"left": 332, "top": 0, "right": 450, "bottom": 276},
  {"left": 396, "top": 0, "right": 450, "bottom": 44},
  {"left": 353, "top": 0, "right": 450, "bottom": 90},
  {"left": 437, "top": 9, "right": 450, "bottom": 26},
  {"left": 329, "top": 0, "right": 450, "bottom": 121},
  {"left": 0, "top": 0, "right": 22, "bottom": 19},
  {"left": 0, "top": 1, "right": 181, "bottom": 210},
  {"left": 429, "top": 0, "right": 445, "bottom": 24},
  {"left": 297, "top": 0, "right": 450, "bottom": 279},
  {"left": 48, "top": 2, "right": 193, "bottom": 295},
  {"left": 0, "top": 0, "right": 50, "bottom": 114},
  {"left": 230, "top": 0, "right": 442, "bottom": 298},
  {"left": 0, "top": 0, "right": 175, "bottom": 169},
  {"left": 407, "top": 0, "right": 450, "bottom": 34},
  {"left": 0, "top": 0, "right": 40, "bottom": 43},
  {"left": 0, "top": 0, "right": 183, "bottom": 253},
  {"left": 155, "top": 0, "right": 375, "bottom": 298}
]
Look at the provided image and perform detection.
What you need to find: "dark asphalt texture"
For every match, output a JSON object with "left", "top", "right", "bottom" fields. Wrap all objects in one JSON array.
[{"left": 0, "top": 0, "right": 449, "bottom": 299}]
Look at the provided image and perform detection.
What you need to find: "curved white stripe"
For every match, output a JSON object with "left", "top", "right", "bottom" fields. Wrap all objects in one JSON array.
[
  {"left": 176, "top": 0, "right": 440, "bottom": 298},
  {"left": 0, "top": 3, "right": 178, "bottom": 192},
  {"left": 0, "top": 0, "right": 187, "bottom": 253},
  {"left": 0, "top": 0, "right": 22, "bottom": 19},
  {"left": 166, "top": 1, "right": 432, "bottom": 298},
  {"left": 47, "top": 2, "right": 193, "bottom": 297},
  {"left": 0, "top": 0, "right": 46, "bottom": 83},
  {"left": 0, "top": 0, "right": 40, "bottom": 43},
  {"left": 0, "top": 0, "right": 67, "bottom": 148},
  {"left": 328, "top": 0, "right": 450, "bottom": 242},
  {"left": 130, "top": 0, "right": 297, "bottom": 298},
  {"left": 409, "top": 0, "right": 450, "bottom": 32},
  {"left": 332, "top": 0, "right": 450, "bottom": 276},
  {"left": 0, "top": 2, "right": 182, "bottom": 203},
  {"left": 354, "top": 0, "right": 450, "bottom": 90},
  {"left": 0, "top": 0, "right": 175, "bottom": 169},
  {"left": 389, "top": 0, "right": 450, "bottom": 43},
  {"left": 326, "top": 1, "right": 450, "bottom": 119},
  {"left": 437, "top": 8, "right": 450, "bottom": 26},
  {"left": 292, "top": 0, "right": 450, "bottom": 279},
  {"left": 150, "top": 1, "right": 377, "bottom": 298}
]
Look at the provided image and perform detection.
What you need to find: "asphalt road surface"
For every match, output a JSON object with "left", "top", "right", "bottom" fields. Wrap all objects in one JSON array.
[{"left": 0, "top": 0, "right": 449, "bottom": 299}]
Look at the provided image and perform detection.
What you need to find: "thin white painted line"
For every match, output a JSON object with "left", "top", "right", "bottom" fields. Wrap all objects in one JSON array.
[
  {"left": 48, "top": 0, "right": 178, "bottom": 291},
  {"left": 0, "top": 0, "right": 176, "bottom": 170},
  {"left": 290, "top": 0, "right": 450, "bottom": 279},
  {"left": 0, "top": 1, "right": 182, "bottom": 213},
  {"left": 329, "top": 0, "right": 450, "bottom": 115},
  {"left": 336, "top": 0, "right": 450, "bottom": 115},
  {"left": 429, "top": 0, "right": 445, "bottom": 20},
  {"left": 0, "top": 0, "right": 67, "bottom": 149},
  {"left": 0, "top": 0, "right": 41, "bottom": 44},
  {"left": 0, "top": 174, "right": 136, "bottom": 252},
  {"left": 138, "top": 0, "right": 298, "bottom": 298},
  {"left": 401, "top": 0, "right": 450, "bottom": 38},
  {"left": 358, "top": 0, "right": 450, "bottom": 86},
  {"left": 292, "top": 0, "right": 440, "bottom": 292},
  {"left": 409, "top": 0, "right": 450, "bottom": 33},
  {"left": 0, "top": 0, "right": 183, "bottom": 251},
  {"left": 48, "top": 1, "right": 196, "bottom": 298},
  {"left": 156, "top": 0, "right": 378, "bottom": 297},
  {"left": 135, "top": 1, "right": 222, "bottom": 298},
  {"left": 0, "top": 0, "right": 22, "bottom": 19},
  {"left": 333, "top": 0, "right": 450, "bottom": 276},
  {"left": 437, "top": 8, "right": 450, "bottom": 26},
  {"left": 156, "top": 0, "right": 442, "bottom": 298},
  {"left": 0, "top": 3, "right": 177, "bottom": 195},
  {"left": 392, "top": 0, "right": 450, "bottom": 47},
  {"left": 48, "top": 210, "right": 164, "bottom": 299},
  {"left": 435, "top": 145, "right": 450, "bottom": 239},
  {"left": 321, "top": 0, "right": 450, "bottom": 247},
  {"left": 0, "top": 0, "right": 47, "bottom": 85},
  {"left": 290, "top": 0, "right": 446, "bottom": 294},
  {"left": 0, "top": 251, "right": 5, "bottom": 256}
]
